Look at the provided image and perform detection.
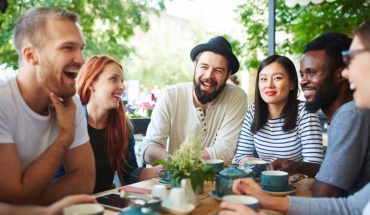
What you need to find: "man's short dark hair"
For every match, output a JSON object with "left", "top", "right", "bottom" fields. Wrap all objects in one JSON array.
[{"left": 304, "top": 32, "right": 352, "bottom": 72}]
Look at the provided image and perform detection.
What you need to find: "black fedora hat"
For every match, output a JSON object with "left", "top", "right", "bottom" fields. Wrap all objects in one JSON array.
[{"left": 190, "top": 36, "right": 240, "bottom": 74}]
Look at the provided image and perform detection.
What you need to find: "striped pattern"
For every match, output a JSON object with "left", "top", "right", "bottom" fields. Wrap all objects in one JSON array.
[{"left": 234, "top": 101, "right": 324, "bottom": 164}]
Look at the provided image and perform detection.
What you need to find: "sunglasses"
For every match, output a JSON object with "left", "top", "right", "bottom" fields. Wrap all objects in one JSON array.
[{"left": 342, "top": 49, "right": 370, "bottom": 67}]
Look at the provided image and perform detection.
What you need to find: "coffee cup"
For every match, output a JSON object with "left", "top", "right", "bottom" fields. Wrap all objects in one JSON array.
[
  {"left": 168, "top": 188, "right": 188, "bottom": 211},
  {"left": 151, "top": 184, "right": 168, "bottom": 207},
  {"left": 63, "top": 203, "right": 104, "bottom": 215},
  {"left": 206, "top": 159, "right": 225, "bottom": 175},
  {"left": 261, "top": 170, "right": 288, "bottom": 191},
  {"left": 222, "top": 195, "right": 259, "bottom": 211},
  {"left": 244, "top": 160, "right": 268, "bottom": 177},
  {"left": 158, "top": 169, "right": 172, "bottom": 181}
]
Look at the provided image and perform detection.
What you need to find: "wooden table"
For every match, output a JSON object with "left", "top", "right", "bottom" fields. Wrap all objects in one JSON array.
[{"left": 96, "top": 177, "right": 314, "bottom": 215}]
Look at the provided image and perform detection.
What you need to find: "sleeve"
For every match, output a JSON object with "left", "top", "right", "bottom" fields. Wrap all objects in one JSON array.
[
  {"left": 315, "top": 105, "right": 369, "bottom": 190},
  {"left": 140, "top": 89, "right": 171, "bottom": 164},
  {"left": 122, "top": 132, "right": 143, "bottom": 185},
  {"left": 287, "top": 182, "right": 370, "bottom": 215},
  {"left": 297, "top": 104, "right": 324, "bottom": 164},
  {"left": 204, "top": 88, "right": 248, "bottom": 164},
  {"left": 0, "top": 95, "right": 14, "bottom": 143},
  {"left": 234, "top": 104, "right": 256, "bottom": 164},
  {"left": 69, "top": 95, "right": 89, "bottom": 149}
]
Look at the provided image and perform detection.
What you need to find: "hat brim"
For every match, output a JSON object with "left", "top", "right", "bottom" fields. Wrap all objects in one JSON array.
[{"left": 190, "top": 43, "right": 240, "bottom": 74}]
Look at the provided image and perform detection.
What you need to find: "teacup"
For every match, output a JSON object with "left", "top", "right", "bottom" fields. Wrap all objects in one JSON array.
[
  {"left": 63, "top": 203, "right": 104, "bottom": 215},
  {"left": 260, "top": 170, "right": 288, "bottom": 191},
  {"left": 222, "top": 195, "right": 259, "bottom": 211},
  {"left": 244, "top": 160, "right": 268, "bottom": 177},
  {"left": 206, "top": 159, "right": 224, "bottom": 175},
  {"left": 168, "top": 188, "right": 188, "bottom": 210},
  {"left": 158, "top": 169, "right": 172, "bottom": 182}
]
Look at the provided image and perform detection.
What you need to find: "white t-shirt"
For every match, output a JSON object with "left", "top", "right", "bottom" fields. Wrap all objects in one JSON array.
[{"left": 0, "top": 74, "right": 89, "bottom": 168}]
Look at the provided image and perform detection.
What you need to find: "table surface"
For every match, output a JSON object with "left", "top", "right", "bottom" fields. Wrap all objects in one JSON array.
[{"left": 96, "top": 177, "right": 314, "bottom": 215}]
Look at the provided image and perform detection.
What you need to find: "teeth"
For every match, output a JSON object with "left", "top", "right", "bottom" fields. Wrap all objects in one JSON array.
[
  {"left": 113, "top": 94, "right": 122, "bottom": 98},
  {"left": 350, "top": 83, "right": 356, "bottom": 90}
]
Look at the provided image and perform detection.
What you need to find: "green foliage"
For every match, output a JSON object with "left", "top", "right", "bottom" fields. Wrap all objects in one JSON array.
[
  {"left": 153, "top": 133, "right": 214, "bottom": 192},
  {"left": 235, "top": 0, "right": 370, "bottom": 69},
  {"left": 0, "top": 0, "right": 169, "bottom": 69}
]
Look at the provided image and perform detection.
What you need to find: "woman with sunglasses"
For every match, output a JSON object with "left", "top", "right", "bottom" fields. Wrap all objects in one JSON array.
[
  {"left": 219, "top": 20, "right": 370, "bottom": 215},
  {"left": 77, "top": 55, "right": 162, "bottom": 193}
]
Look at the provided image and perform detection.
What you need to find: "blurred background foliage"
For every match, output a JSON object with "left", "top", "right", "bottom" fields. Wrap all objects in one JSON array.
[
  {"left": 0, "top": 0, "right": 168, "bottom": 69},
  {"left": 235, "top": 0, "right": 370, "bottom": 68},
  {"left": 1, "top": 0, "right": 370, "bottom": 85}
]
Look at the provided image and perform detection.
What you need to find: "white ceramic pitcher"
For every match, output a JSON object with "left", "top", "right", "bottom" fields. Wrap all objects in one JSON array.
[{"left": 181, "top": 178, "right": 199, "bottom": 206}]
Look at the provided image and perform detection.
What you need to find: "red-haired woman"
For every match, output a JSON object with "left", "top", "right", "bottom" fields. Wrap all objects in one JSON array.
[{"left": 77, "top": 55, "right": 162, "bottom": 193}]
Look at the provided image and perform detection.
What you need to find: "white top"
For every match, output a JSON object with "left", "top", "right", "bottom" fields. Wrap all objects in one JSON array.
[
  {"left": 234, "top": 102, "right": 324, "bottom": 164},
  {"left": 0, "top": 74, "right": 89, "bottom": 168},
  {"left": 141, "top": 82, "right": 248, "bottom": 164}
]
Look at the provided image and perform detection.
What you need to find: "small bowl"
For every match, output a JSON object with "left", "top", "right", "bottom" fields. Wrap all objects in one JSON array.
[
  {"left": 222, "top": 195, "right": 259, "bottom": 211},
  {"left": 127, "top": 196, "right": 162, "bottom": 212}
]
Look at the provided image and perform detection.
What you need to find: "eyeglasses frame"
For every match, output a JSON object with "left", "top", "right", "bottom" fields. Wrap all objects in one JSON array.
[{"left": 342, "top": 49, "right": 370, "bottom": 67}]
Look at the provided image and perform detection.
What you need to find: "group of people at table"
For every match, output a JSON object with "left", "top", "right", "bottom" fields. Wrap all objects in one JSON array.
[{"left": 0, "top": 6, "right": 370, "bottom": 215}]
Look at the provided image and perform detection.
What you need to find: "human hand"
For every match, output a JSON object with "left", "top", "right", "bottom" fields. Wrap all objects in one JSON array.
[
  {"left": 270, "top": 159, "right": 299, "bottom": 175},
  {"left": 239, "top": 157, "right": 259, "bottom": 168},
  {"left": 50, "top": 93, "right": 76, "bottom": 143},
  {"left": 219, "top": 201, "right": 267, "bottom": 215},
  {"left": 47, "top": 195, "right": 96, "bottom": 215},
  {"left": 232, "top": 178, "right": 271, "bottom": 206}
]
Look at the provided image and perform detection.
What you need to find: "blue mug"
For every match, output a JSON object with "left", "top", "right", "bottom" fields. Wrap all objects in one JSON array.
[
  {"left": 244, "top": 160, "right": 268, "bottom": 178},
  {"left": 206, "top": 159, "right": 225, "bottom": 175},
  {"left": 261, "top": 170, "right": 288, "bottom": 191},
  {"left": 158, "top": 169, "right": 172, "bottom": 182}
]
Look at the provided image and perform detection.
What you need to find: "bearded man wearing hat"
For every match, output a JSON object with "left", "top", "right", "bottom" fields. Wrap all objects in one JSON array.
[{"left": 141, "top": 36, "right": 248, "bottom": 165}]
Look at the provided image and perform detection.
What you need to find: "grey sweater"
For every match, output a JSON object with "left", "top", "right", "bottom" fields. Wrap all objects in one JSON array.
[{"left": 287, "top": 182, "right": 370, "bottom": 215}]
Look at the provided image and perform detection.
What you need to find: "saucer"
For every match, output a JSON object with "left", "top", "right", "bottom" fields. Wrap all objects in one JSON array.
[
  {"left": 209, "top": 190, "right": 222, "bottom": 201},
  {"left": 161, "top": 203, "right": 195, "bottom": 215},
  {"left": 263, "top": 184, "right": 297, "bottom": 196},
  {"left": 157, "top": 179, "right": 170, "bottom": 185}
]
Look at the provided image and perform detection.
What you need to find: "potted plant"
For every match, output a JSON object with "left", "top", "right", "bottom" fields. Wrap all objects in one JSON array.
[
  {"left": 126, "top": 102, "right": 154, "bottom": 135},
  {"left": 154, "top": 133, "right": 214, "bottom": 206}
]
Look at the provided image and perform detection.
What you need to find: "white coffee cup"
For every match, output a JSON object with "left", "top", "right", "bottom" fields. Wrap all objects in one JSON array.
[
  {"left": 168, "top": 188, "right": 188, "bottom": 210},
  {"left": 222, "top": 195, "right": 259, "bottom": 211},
  {"left": 151, "top": 184, "right": 168, "bottom": 207},
  {"left": 63, "top": 203, "right": 104, "bottom": 215}
]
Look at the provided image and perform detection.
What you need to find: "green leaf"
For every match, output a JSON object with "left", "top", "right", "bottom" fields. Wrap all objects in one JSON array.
[
  {"left": 233, "top": 0, "right": 370, "bottom": 69},
  {"left": 0, "top": 0, "right": 170, "bottom": 69}
]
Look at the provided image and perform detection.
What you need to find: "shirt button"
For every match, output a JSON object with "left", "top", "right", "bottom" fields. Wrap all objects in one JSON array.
[
  {"left": 202, "top": 119, "right": 204, "bottom": 121},
  {"left": 200, "top": 114, "right": 203, "bottom": 116},
  {"left": 204, "top": 123, "right": 206, "bottom": 126},
  {"left": 204, "top": 129, "right": 206, "bottom": 131}
]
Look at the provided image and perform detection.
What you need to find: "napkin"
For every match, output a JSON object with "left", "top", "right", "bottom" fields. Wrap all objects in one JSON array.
[{"left": 118, "top": 186, "right": 152, "bottom": 194}]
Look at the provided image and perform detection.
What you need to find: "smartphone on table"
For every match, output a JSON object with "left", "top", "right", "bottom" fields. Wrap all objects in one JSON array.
[{"left": 96, "top": 193, "right": 130, "bottom": 211}]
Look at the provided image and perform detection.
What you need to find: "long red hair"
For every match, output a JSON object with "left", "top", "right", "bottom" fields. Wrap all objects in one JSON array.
[{"left": 77, "top": 55, "right": 131, "bottom": 185}]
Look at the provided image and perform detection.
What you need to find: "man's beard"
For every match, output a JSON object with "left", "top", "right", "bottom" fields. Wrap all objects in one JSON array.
[
  {"left": 193, "top": 76, "right": 227, "bottom": 104},
  {"left": 305, "top": 76, "right": 339, "bottom": 113},
  {"left": 38, "top": 58, "right": 76, "bottom": 98}
]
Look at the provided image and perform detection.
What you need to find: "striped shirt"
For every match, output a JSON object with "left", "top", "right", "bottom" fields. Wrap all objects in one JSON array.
[{"left": 234, "top": 101, "right": 324, "bottom": 164}]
